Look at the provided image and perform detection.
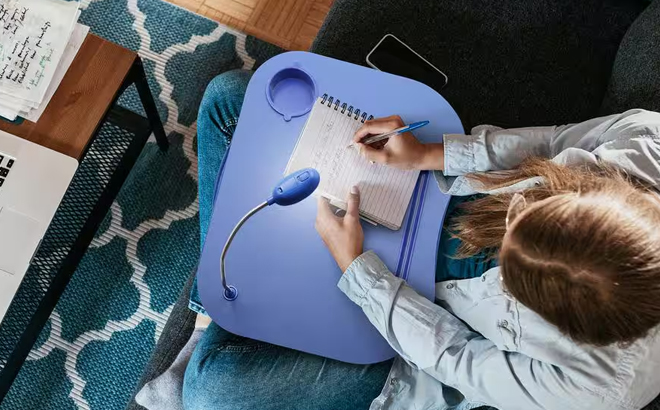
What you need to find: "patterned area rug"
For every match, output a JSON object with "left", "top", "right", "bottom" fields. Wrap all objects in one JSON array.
[{"left": 0, "top": 1, "right": 281, "bottom": 409}]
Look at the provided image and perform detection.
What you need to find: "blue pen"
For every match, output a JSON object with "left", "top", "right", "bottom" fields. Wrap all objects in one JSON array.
[{"left": 348, "top": 120, "right": 430, "bottom": 148}]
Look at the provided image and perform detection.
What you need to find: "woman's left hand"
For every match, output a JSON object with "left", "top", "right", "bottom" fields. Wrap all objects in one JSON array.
[{"left": 315, "top": 186, "right": 364, "bottom": 272}]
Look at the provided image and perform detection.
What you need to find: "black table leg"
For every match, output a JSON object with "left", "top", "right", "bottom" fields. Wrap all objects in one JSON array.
[{"left": 132, "top": 57, "right": 169, "bottom": 151}]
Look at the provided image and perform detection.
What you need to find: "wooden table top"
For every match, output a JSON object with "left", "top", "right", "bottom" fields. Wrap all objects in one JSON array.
[{"left": 0, "top": 35, "right": 137, "bottom": 160}]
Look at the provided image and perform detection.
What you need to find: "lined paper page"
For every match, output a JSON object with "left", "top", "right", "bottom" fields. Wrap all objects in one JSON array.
[{"left": 286, "top": 97, "right": 420, "bottom": 230}]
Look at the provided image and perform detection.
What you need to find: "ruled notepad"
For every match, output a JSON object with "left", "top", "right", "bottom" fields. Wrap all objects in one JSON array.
[{"left": 285, "top": 95, "right": 420, "bottom": 230}]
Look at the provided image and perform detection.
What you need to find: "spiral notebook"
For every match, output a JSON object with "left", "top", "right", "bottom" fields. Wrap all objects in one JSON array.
[{"left": 285, "top": 94, "right": 420, "bottom": 230}]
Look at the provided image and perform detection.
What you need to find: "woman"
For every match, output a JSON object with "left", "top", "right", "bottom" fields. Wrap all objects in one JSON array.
[{"left": 184, "top": 70, "right": 660, "bottom": 410}]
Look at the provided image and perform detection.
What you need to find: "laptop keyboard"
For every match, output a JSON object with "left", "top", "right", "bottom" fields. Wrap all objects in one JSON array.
[{"left": 0, "top": 154, "right": 15, "bottom": 188}]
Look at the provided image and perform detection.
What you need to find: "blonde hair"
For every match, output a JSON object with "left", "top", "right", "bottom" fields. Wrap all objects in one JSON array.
[{"left": 451, "top": 158, "right": 660, "bottom": 345}]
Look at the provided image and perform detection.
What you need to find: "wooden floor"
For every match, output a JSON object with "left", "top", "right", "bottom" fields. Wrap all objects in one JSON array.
[{"left": 168, "top": 0, "right": 334, "bottom": 50}]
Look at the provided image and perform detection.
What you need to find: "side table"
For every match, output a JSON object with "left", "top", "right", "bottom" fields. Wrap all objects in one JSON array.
[{"left": 0, "top": 34, "right": 168, "bottom": 402}]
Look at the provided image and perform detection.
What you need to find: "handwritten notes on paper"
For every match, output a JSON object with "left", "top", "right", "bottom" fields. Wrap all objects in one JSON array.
[
  {"left": 286, "top": 98, "right": 420, "bottom": 230},
  {"left": 0, "top": 0, "right": 79, "bottom": 115}
]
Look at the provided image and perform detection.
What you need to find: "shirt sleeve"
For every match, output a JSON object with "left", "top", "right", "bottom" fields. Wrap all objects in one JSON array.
[
  {"left": 339, "top": 251, "right": 602, "bottom": 410},
  {"left": 439, "top": 109, "right": 660, "bottom": 194}
]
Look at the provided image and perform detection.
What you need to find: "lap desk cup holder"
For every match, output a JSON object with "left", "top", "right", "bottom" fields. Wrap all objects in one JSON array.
[
  {"left": 266, "top": 66, "right": 317, "bottom": 121},
  {"left": 197, "top": 51, "right": 463, "bottom": 364}
]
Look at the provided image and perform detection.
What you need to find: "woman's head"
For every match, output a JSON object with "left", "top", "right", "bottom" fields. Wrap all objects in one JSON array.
[{"left": 452, "top": 158, "right": 660, "bottom": 346}]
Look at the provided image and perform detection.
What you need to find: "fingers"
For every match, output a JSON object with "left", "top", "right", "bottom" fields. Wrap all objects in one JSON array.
[
  {"left": 316, "top": 196, "right": 336, "bottom": 225},
  {"left": 353, "top": 115, "right": 404, "bottom": 143},
  {"left": 357, "top": 143, "right": 390, "bottom": 164},
  {"left": 345, "top": 186, "right": 360, "bottom": 219}
]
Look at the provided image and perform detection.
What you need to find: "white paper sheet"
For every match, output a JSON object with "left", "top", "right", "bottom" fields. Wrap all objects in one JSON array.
[
  {"left": 22, "top": 23, "right": 89, "bottom": 122},
  {"left": 0, "top": 102, "right": 17, "bottom": 121},
  {"left": 285, "top": 97, "right": 420, "bottom": 230},
  {"left": 0, "top": 0, "right": 80, "bottom": 104}
]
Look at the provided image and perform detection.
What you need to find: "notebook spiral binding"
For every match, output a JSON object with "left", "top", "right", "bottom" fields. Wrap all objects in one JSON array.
[{"left": 320, "top": 93, "right": 374, "bottom": 123}]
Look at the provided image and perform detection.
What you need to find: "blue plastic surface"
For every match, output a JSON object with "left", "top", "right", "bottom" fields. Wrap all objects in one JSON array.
[
  {"left": 267, "top": 168, "right": 320, "bottom": 206},
  {"left": 197, "top": 51, "right": 464, "bottom": 364},
  {"left": 266, "top": 66, "right": 317, "bottom": 121}
]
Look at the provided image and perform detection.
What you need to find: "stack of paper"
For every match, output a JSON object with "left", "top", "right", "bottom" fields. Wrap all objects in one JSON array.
[{"left": 0, "top": 0, "right": 89, "bottom": 122}]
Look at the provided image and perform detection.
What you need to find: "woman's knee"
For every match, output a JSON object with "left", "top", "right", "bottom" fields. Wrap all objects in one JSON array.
[
  {"left": 200, "top": 70, "right": 252, "bottom": 115},
  {"left": 197, "top": 70, "right": 253, "bottom": 140},
  {"left": 207, "top": 69, "right": 252, "bottom": 94}
]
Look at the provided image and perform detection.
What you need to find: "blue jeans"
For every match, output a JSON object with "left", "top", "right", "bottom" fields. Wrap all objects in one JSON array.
[
  {"left": 185, "top": 70, "right": 497, "bottom": 410},
  {"left": 188, "top": 69, "right": 249, "bottom": 315}
]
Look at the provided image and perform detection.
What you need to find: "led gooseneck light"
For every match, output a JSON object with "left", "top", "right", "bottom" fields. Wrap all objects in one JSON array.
[{"left": 220, "top": 168, "right": 320, "bottom": 301}]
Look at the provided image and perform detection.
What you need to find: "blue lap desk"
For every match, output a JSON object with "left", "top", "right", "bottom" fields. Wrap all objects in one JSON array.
[{"left": 197, "top": 51, "right": 463, "bottom": 364}]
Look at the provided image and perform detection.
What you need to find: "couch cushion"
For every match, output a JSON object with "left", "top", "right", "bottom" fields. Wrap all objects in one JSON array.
[
  {"left": 311, "top": 0, "right": 645, "bottom": 130},
  {"left": 601, "top": 0, "right": 660, "bottom": 115}
]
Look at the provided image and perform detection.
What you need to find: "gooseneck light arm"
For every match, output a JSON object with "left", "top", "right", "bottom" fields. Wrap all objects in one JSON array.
[
  {"left": 220, "top": 201, "right": 268, "bottom": 300},
  {"left": 219, "top": 168, "right": 321, "bottom": 301}
]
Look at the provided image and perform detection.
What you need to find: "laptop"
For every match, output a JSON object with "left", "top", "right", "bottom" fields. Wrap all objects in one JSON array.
[{"left": 0, "top": 130, "right": 78, "bottom": 322}]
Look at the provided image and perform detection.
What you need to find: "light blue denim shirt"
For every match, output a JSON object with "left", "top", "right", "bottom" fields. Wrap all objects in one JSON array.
[{"left": 339, "top": 109, "right": 660, "bottom": 410}]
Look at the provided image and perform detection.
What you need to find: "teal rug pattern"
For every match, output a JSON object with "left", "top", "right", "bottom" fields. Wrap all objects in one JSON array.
[{"left": 1, "top": 0, "right": 281, "bottom": 409}]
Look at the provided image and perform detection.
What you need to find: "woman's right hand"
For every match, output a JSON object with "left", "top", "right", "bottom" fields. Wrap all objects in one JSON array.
[{"left": 353, "top": 115, "right": 445, "bottom": 171}]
